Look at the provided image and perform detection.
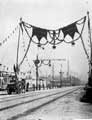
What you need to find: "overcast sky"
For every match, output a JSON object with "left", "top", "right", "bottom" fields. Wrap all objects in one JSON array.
[{"left": 0, "top": 0, "right": 92, "bottom": 82}]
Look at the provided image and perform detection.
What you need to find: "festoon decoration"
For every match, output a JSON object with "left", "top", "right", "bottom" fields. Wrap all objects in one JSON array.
[
  {"left": 14, "top": 15, "right": 90, "bottom": 71},
  {"left": 19, "top": 16, "right": 86, "bottom": 48}
]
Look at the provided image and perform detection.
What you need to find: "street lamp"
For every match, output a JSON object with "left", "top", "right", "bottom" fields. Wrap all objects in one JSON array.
[
  {"left": 33, "top": 55, "right": 66, "bottom": 90},
  {"left": 33, "top": 55, "right": 51, "bottom": 90}
]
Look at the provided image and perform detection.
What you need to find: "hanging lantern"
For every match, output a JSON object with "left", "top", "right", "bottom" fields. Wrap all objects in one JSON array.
[
  {"left": 71, "top": 41, "right": 75, "bottom": 46},
  {"left": 52, "top": 45, "right": 56, "bottom": 49},
  {"left": 49, "top": 60, "right": 51, "bottom": 67},
  {"left": 41, "top": 46, "right": 45, "bottom": 50},
  {"left": 38, "top": 43, "right": 41, "bottom": 47}
]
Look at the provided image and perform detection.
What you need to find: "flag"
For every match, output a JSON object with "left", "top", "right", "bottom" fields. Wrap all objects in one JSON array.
[
  {"left": 62, "top": 22, "right": 79, "bottom": 39},
  {"left": 32, "top": 27, "right": 47, "bottom": 41}
]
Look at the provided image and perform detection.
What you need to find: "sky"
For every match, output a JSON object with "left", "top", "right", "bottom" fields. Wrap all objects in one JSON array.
[{"left": 0, "top": 0, "right": 92, "bottom": 82}]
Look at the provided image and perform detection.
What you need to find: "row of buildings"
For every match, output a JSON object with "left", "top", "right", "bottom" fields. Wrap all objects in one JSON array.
[{"left": 0, "top": 70, "right": 82, "bottom": 91}]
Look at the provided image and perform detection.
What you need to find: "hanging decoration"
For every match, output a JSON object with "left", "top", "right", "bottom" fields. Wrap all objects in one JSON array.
[
  {"left": 18, "top": 24, "right": 32, "bottom": 67},
  {"left": 19, "top": 16, "right": 86, "bottom": 50},
  {"left": 0, "top": 25, "right": 18, "bottom": 46},
  {"left": 62, "top": 22, "right": 79, "bottom": 39},
  {"left": 0, "top": 14, "right": 90, "bottom": 78},
  {"left": 32, "top": 27, "right": 47, "bottom": 41},
  {"left": 32, "top": 27, "right": 47, "bottom": 47},
  {"left": 15, "top": 15, "right": 87, "bottom": 70},
  {"left": 22, "top": 39, "right": 31, "bottom": 69}
]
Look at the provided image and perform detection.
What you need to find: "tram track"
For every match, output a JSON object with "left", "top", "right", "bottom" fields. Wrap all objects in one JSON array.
[
  {"left": 0, "top": 86, "right": 82, "bottom": 103},
  {"left": 7, "top": 86, "right": 81, "bottom": 120},
  {"left": 0, "top": 91, "right": 41, "bottom": 103},
  {"left": 0, "top": 88, "right": 68, "bottom": 102},
  {"left": 0, "top": 86, "right": 81, "bottom": 112}
]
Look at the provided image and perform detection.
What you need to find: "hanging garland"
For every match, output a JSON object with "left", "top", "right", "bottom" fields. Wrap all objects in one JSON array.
[
  {"left": 22, "top": 37, "right": 31, "bottom": 69},
  {"left": 19, "top": 16, "right": 86, "bottom": 49},
  {"left": 17, "top": 15, "right": 88, "bottom": 69},
  {"left": 18, "top": 24, "right": 32, "bottom": 67},
  {"left": 0, "top": 15, "right": 89, "bottom": 75}
]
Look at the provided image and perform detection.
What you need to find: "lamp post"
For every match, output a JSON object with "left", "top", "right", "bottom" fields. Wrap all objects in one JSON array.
[
  {"left": 34, "top": 55, "right": 40, "bottom": 90},
  {"left": 34, "top": 56, "right": 66, "bottom": 90},
  {"left": 34, "top": 55, "right": 51, "bottom": 90},
  {"left": 59, "top": 70, "right": 62, "bottom": 87},
  {"left": 59, "top": 64, "right": 63, "bottom": 87}
]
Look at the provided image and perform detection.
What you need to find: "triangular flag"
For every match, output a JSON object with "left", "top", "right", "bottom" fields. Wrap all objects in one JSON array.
[
  {"left": 62, "top": 22, "right": 79, "bottom": 39},
  {"left": 32, "top": 27, "right": 47, "bottom": 41}
]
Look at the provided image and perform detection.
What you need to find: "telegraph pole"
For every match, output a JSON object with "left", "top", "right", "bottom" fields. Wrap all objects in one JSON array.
[
  {"left": 52, "top": 64, "right": 54, "bottom": 81},
  {"left": 59, "top": 64, "right": 62, "bottom": 87},
  {"left": 59, "top": 71, "right": 62, "bottom": 87},
  {"left": 67, "top": 60, "right": 69, "bottom": 83},
  {"left": 52, "top": 64, "right": 55, "bottom": 88}
]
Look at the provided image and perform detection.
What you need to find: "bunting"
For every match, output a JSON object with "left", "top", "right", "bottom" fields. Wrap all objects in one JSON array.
[
  {"left": 0, "top": 25, "right": 18, "bottom": 47},
  {"left": 32, "top": 27, "right": 47, "bottom": 41},
  {"left": 20, "top": 16, "right": 86, "bottom": 49}
]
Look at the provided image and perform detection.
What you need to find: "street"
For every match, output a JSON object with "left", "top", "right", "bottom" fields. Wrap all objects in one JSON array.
[
  {"left": 0, "top": 0, "right": 92, "bottom": 119},
  {"left": 0, "top": 86, "right": 92, "bottom": 120}
]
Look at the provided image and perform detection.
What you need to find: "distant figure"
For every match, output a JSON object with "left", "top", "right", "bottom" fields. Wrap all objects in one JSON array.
[
  {"left": 21, "top": 79, "right": 26, "bottom": 93},
  {"left": 42, "top": 84, "right": 45, "bottom": 90},
  {"left": 32, "top": 84, "right": 35, "bottom": 91},
  {"left": 39, "top": 84, "right": 41, "bottom": 90},
  {"left": 26, "top": 82, "right": 29, "bottom": 92}
]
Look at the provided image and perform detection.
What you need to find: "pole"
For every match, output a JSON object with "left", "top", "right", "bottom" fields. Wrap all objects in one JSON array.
[
  {"left": 35, "top": 55, "right": 39, "bottom": 90},
  {"left": 59, "top": 70, "right": 62, "bottom": 87},
  {"left": 52, "top": 64, "right": 54, "bottom": 81},
  {"left": 87, "top": 11, "right": 92, "bottom": 86},
  {"left": 67, "top": 60, "right": 69, "bottom": 83},
  {"left": 59, "top": 64, "right": 62, "bottom": 87},
  {"left": 16, "top": 22, "right": 21, "bottom": 68},
  {"left": 80, "top": 12, "right": 92, "bottom": 103},
  {"left": 52, "top": 64, "right": 54, "bottom": 88},
  {"left": 36, "top": 64, "right": 39, "bottom": 90},
  {"left": 15, "top": 20, "right": 21, "bottom": 82}
]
